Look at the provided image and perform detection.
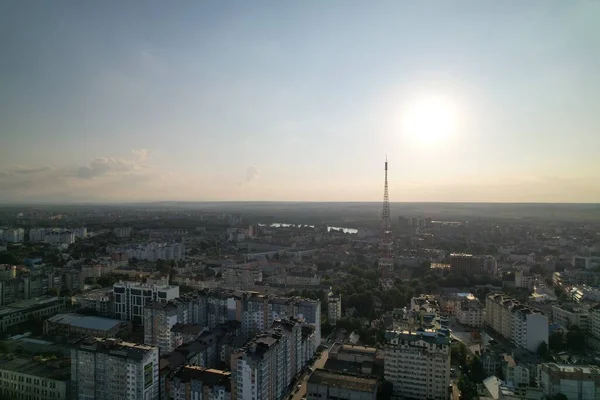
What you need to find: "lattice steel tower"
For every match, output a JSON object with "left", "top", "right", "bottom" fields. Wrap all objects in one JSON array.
[{"left": 378, "top": 158, "right": 394, "bottom": 276}]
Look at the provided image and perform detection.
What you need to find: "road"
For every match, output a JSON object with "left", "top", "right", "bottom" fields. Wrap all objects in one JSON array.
[{"left": 291, "top": 349, "right": 329, "bottom": 400}]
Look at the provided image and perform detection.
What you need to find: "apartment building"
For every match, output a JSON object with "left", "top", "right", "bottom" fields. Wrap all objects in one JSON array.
[
  {"left": 113, "top": 281, "right": 180, "bottom": 323},
  {"left": 231, "top": 332, "right": 288, "bottom": 400},
  {"left": 328, "top": 292, "right": 342, "bottom": 326},
  {"left": 456, "top": 298, "right": 485, "bottom": 327},
  {"left": 486, "top": 293, "right": 548, "bottom": 352},
  {"left": 71, "top": 338, "right": 159, "bottom": 400},
  {"left": 538, "top": 363, "right": 600, "bottom": 400},
  {"left": 75, "top": 288, "right": 114, "bottom": 317},
  {"left": 0, "top": 296, "right": 66, "bottom": 332},
  {"left": 231, "top": 318, "right": 315, "bottom": 400},
  {"left": 384, "top": 329, "right": 451, "bottom": 400},
  {"left": 0, "top": 356, "right": 70, "bottom": 400},
  {"left": 143, "top": 300, "right": 188, "bottom": 354},
  {"left": 552, "top": 304, "right": 589, "bottom": 330},
  {"left": 168, "top": 367, "right": 231, "bottom": 400},
  {"left": 450, "top": 253, "right": 478, "bottom": 275},
  {"left": 307, "top": 369, "right": 378, "bottom": 400}
]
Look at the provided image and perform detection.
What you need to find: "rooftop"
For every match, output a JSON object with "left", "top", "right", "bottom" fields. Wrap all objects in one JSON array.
[
  {"left": 0, "top": 356, "right": 70, "bottom": 381},
  {"left": 308, "top": 369, "right": 378, "bottom": 393},
  {"left": 174, "top": 366, "right": 231, "bottom": 387},
  {"left": 46, "top": 313, "right": 122, "bottom": 331},
  {"left": 0, "top": 296, "right": 64, "bottom": 317},
  {"left": 75, "top": 338, "right": 156, "bottom": 361}
]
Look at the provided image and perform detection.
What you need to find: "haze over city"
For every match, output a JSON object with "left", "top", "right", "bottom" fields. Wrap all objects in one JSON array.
[{"left": 2, "top": 1, "right": 600, "bottom": 203}]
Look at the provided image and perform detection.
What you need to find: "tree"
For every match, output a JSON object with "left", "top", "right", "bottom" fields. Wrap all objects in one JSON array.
[
  {"left": 566, "top": 325, "right": 586, "bottom": 353},
  {"left": 377, "top": 381, "right": 394, "bottom": 400},
  {"left": 537, "top": 341, "right": 549, "bottom": 360},
  {"left": 469, "top": 356, "right": 486, "bottom": 383},
  {"left": 451, "top": 342, "right": 468, "bottom": 367},
  {"left": 549, "top": 331, "right": 565, "bottom": 352}
]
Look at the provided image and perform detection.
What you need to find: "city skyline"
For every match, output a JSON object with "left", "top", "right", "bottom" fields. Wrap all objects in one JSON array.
[{"left": 2, "top": 1, "right": 600, "bottom": 203}]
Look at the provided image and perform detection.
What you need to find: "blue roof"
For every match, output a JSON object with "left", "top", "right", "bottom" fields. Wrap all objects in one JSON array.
[{"left": 47, "top": 313, "right": 121, "bottom": 331}]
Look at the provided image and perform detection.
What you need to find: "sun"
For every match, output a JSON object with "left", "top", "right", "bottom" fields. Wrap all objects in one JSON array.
[{"left": 401, "top": 95, "right": 458, "bottom": 145}]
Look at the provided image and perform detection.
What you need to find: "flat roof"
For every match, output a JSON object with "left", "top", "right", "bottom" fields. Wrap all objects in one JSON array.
[
  {"left": 46, "top": 313, "right": 122, "bottom": 331},
  {"left": 0, "top": 297, "right": 63, "bottom": 316},
  {"left": 0, "top": 357, "right": 70, "bottom": 381},
  {"left": 308, "top": 369, "right": 378, "bottom": 392}
]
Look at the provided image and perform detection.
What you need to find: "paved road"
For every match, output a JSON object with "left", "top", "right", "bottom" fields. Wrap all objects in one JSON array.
[{"left": 291, "top": 350, "right": 329, "bottom": 400}]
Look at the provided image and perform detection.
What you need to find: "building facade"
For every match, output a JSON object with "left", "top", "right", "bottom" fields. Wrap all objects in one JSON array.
[
  {"left": 486, "top": 293, "right": 548, "bottom": 352},
  {"left": 0, "top": 296, "right": 66, "bottom": 332},
  {"left": 327, "top": 293, "right": 342, "bottom": 326},
  {"left": 384, "top": 330, "right": 450, "bottom": 400},
  {"left": 71, "top": 338, "right": 159, "bottom": 400},
  {"left": 143, "top": 300, "right": 188, "bottom": 354},
  {"left": 113, "top": 281, "right": 180, "bottom": 323},
  {"left": 538, "top": 363, "right": 600, "bottom": 400},
  {"left": 0, "top": 356, "right": 69, "bottom": 400}
]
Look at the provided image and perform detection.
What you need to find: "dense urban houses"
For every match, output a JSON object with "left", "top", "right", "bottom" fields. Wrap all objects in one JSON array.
[
  {"left": 384, "top": 329, "right": 451, "bottom": 400},
  {"left": 113, "top": 281, "right": 180, "bottom": 323},
  {"left": 71, "top": 338, "right": 160, "bottom": 400}
]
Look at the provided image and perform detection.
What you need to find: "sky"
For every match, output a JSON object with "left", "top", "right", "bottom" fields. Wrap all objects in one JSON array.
[{"left": 1, "top": 0, "right": 599, "bottom": 203}]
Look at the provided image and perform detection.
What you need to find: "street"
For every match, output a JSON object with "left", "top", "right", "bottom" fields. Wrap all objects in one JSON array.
[{"left": 291, "top": 349, "right": 329, "bottom": 400}]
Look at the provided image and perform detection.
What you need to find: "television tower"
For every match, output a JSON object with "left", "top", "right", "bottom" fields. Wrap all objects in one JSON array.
[{"left": 378, "top": 157, "right": 394, "bottom": 277}]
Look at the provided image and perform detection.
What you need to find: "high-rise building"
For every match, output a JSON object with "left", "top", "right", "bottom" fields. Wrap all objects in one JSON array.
[
  {"left": 71, "top": 338, "right": 159, "bottom": 400},
  {"left": 143, "top": 300, "right": 188, "bottom": 354},
  {"left": 384, "top": 330, "right": 451, "bottom": 400},
  {"left": 113, "top": 281, "right": 180, "bottom": 323},
  {"left": 327, "top": 292, "right": 342, "bottom": 326},
  {"left": 232, "top": 329, "right": 292, "bottom": 400}
]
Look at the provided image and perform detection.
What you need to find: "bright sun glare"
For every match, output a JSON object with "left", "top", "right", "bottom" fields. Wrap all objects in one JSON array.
[{"left": 401, "top": 95, "right": 459, "bottom": 145}]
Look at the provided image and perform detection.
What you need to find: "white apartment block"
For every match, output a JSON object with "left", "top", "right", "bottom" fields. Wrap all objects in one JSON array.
[
  {"left": 538, "top": 363, "right": 600, "bottom": 400},
  {"left": 328, "top": 293, "right": 342, "bottom": 326},
  {"left": 552, "top": 304, "right": 589, "bottom": 331},
  {"left": 71, "top": 338, "right": 159, "bottom": 400},
  {"left": 113, "top": 281, "right": 180, "bottom": 323},
  {"left": 384, "top": 330, "right": 451, "bottom": 400},
  {"left": 486, "top": 293, "right": 548, "bottom": 352},
  {"left": 456, "top": 298, "right": 485, "bottom": 327}
]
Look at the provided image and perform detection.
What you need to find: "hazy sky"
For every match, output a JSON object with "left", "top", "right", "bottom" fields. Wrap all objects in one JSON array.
[{"left": 1, "top": 1, "right": 599, "bottom": 203}]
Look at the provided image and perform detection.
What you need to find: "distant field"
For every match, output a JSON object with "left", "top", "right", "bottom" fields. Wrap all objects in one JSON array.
[{"left": 3, "top": 201, "right": 598, "bottom": 223}]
